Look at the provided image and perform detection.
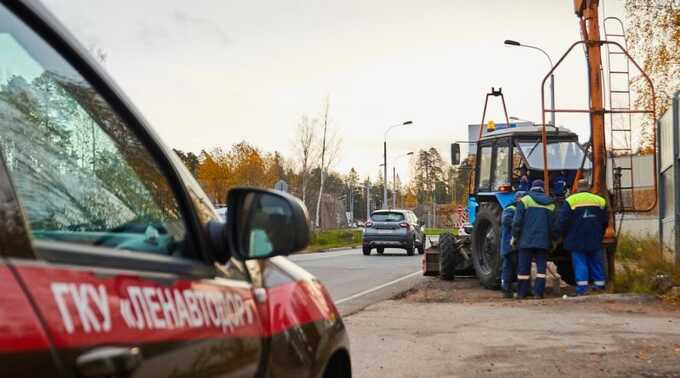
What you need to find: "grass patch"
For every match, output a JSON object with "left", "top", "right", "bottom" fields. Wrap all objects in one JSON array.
[
  {"left": 307, "top": 228, "right": 363, "bottom": 252},
  {"left": 613, "top": 234, "right": 680, "bottom": 295},
  {"left": 424, "top": 228, "right": 459, "bottom": 236}
]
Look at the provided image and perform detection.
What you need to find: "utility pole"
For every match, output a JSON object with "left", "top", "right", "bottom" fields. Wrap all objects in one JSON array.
[
  {"left": 349, "top": 182, "right": 354, "bottom": 222},
  {"left": 314, "top": 98, "right": 329, "bottom": 229},
  {"left": 383, "top": 140, "right": 387, "bottom": 209},
  {"left": 392, "top": 166, "right": 396, "bottom": 208},
  {"left": 365, "top": 180, "right": 371, "bottom": 220}
]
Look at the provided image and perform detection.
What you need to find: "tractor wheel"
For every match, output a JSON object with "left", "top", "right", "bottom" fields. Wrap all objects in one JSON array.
[
  {"left": 362, "top": 246, "right": 371, "bottom": 256},
  {"left": 471, "top": 203, "right": 502, "bottom": 289},
  {"left": 377, "top": 247, "right": 384, "bottom": 255},
  {"left": 456, "top": 241, "right": 475, "bottom": 275},
  {"left": 406, "top": 237, "right": 415, "bottom": 256},
  {"left": 439, "top": 232, "right": 458, "bottom": 280},
  {"left": 417, "top": 238, "right": 425, "bottom": 255}
]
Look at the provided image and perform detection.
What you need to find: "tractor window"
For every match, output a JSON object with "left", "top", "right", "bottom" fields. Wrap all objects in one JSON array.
[
  {"left": 478, "top": 145, "right": 492, "bottom": 191},
  {"left": 517, "top": 141, "right": 592, "bottom": 170},
  {"left": 492, "top": 144, "right": 510, "bottom": 190},
  {"left": 512, "top": 146, "right": 525, "bottom": 184}
]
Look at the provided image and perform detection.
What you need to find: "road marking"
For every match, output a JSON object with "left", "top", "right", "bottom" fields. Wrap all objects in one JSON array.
[{"left": 335, "top": 270, "right": 422, "bottom": 304}]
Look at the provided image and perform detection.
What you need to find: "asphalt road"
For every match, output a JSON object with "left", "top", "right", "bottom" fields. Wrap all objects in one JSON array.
[{"left": 289, "top": 247, "right": 426, "bottom": 315}]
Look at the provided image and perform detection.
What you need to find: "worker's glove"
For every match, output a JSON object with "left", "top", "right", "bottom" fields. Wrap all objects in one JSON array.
[{"left": 510, "top": 237, "right": 517, "bottom": 250}]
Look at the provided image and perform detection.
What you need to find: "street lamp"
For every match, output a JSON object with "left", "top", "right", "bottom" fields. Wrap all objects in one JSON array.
[
  {"left": 392, "top": 152, "right": 414, "bottom": 208},
  {"left": 504, "top": 39, "right": 555, "bottom": 126},
  {"left": 384, "top": 121, "right": 413, "bottom": 209}
]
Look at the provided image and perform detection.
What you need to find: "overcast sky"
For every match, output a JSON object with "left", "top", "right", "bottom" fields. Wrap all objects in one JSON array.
[{"left": 41, "top": 0, "right": 626, "bottom": 183}]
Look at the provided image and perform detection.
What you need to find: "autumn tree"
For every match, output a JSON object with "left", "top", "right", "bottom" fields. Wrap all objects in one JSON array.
[
  {"left": 196, "top": 148, "right": 231, "bottom": 203},
  {"left": 228, "top": 141, "right": 269, "bottom": 187},
  {"left": 625, "top": 0, "right": 680, "bottom": 152}
]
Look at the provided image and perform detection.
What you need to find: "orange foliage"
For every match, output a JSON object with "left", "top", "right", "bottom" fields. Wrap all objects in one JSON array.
[{"left": 195, "top": 142, "right": 286, "bottom": 204}]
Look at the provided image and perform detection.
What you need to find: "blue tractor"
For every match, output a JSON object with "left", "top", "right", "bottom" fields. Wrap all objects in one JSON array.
[{"left": 423, "top": 89, "right": 592, "bottom": 288}]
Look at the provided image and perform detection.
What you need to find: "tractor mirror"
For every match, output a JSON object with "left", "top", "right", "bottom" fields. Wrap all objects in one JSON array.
[{"left": 451, "top": 143, "right": 461, "bottom": 165}]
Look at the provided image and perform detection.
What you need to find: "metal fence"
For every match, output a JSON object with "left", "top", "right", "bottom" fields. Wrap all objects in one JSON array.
[{"left": 658, "top": 91, "right": 680, "bottom": 264}]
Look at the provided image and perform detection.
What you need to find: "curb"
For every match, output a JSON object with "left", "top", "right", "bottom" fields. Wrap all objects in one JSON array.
[{"left": 303, "top": 245, "right": 361, "bottom": 254}]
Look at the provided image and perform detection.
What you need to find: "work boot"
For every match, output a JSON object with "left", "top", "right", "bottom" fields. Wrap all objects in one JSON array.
[
  {"left": 533, "top": 294, "right": 544, "bottom": 300},
  {"left": 502, "top": 290, "right": 513, "bottom": 299}
]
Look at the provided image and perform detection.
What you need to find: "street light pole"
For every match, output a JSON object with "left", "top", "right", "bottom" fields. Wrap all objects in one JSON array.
[
  {"left": 393, "top": 166, "right": 396, "bottom": 208},
  {"left": 383, "top": 121, "right": 413, "bottom": 209},
  {"left": 383, "top": 140, "right": 387, "bottom": 209},
  {"left": 366, "top": 181, "right": 370, "bottom": 220},
  {"left": 504, "top": 40, "right": 555, "bottom": 126}
]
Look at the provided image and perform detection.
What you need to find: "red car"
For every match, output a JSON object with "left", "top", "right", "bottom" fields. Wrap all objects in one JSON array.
[{"left": 0, "top": 1, "right": 350, "bottom": 377}]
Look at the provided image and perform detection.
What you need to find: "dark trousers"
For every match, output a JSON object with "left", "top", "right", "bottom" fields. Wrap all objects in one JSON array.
[
  {"left": 501, "top": 251, "right": 518, "bottom": 292},
  {"left": 518, "top": 248, "right": 548, "bottom": 298}
]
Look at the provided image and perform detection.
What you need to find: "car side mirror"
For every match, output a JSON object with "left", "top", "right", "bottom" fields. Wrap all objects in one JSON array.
[
  {"left": 418, "top": 220, "right": 425, "bottom": 226},
  {"left": 224, "top": 187, "right": 310, "bottom": 261},
  {"left": 451, "top": 143, "right": 460, "bottom": 165}
]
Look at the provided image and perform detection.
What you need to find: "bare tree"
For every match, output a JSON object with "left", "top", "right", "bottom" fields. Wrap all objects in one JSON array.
[
  {"left": 314, "top": 96, "right": 342, "bottom": 228},
  {"left": 293, "top": 115, "right": 318, "bottom": 204}
]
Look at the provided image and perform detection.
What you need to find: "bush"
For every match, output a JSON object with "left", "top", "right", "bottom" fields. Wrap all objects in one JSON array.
[
  {"left": 425, "top": 228, "right": 459, "bottom": 236},
  {"left": 613, "top": 233, "right": 680, "bottom": 294},
  {"left": 307, "top": 228, "right": 362, "bottom": 251}
]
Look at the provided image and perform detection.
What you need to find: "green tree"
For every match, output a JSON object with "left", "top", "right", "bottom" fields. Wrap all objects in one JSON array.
[{"left": 173, "top": 149, "right": 200, "bottom": 176}]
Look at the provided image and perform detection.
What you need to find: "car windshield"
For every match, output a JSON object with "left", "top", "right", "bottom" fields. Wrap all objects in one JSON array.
[
  {"left": 371, "top": 212, "right": 405, "bottom": 222},
  {"left": 517, "top": 140, "right": 592, "bottom": 170}
]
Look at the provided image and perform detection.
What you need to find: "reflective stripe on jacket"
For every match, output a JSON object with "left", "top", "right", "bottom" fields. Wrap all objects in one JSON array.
[
  {"left": 512, "top": 192, "right": 557, "bottom": 250},
  {"left": 559, "top": 192, "right": 609, "bottom": 251},
  {"left": 500, "top": 205, "right": 516, "bottom": 256}
]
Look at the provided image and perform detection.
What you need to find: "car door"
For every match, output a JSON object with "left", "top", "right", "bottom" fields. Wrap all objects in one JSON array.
[
  {"left": 0, "top": 175, "right": 61, "bottom": 377},
  {"left": 0, "top": 3, "right": 263, "bottom": 377}
]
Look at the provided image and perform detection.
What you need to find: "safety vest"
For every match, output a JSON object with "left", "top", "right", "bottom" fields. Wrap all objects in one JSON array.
[
  {"left": 506, "top": 205, "right": 516, "bottom": 211},
  {"left": 520, "top": 195, "right": 556, "bottom": 212},
  {"left": 565, "top": 192, "right": 607, "bottom": 210}
]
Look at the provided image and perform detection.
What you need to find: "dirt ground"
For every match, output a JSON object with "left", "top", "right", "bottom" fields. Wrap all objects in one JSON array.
[{"left": 345, "top": 278, "right": 680, "bottom": 378}]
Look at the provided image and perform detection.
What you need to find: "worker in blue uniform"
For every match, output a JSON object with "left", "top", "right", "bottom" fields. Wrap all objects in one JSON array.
[
  {"left": 551, "top": 170, "right": 568, "bottom": 198},
  {"left": 501, "top": 191, "right": 526, "bottom": 298},
  {"left": 558, "top": 180, "right": 609, "bottom": 295},
  {"left": 518, "top": 165, "right": 530, "bottom": 191},
  {"left": 511, "top": 180, "right": 557, "bottom": 299}
]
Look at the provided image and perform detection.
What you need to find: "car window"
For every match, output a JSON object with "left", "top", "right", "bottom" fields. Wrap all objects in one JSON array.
[
  {"left": 371, "top": 212, "right": 405, "bottom": 222},
  {"left": 0, "top": 6, "right": 188, "bottom": 257},
  {"left": 478, "top": 145, "right": 492, "bottom": 191}
]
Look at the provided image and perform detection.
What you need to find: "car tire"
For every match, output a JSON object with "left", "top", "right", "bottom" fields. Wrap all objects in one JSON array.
[
  {"left": 406, "top": 237, "right": 415, "bottom": 256},
  {"left": 417, "top": 237, "right": 425, "bottom": 254},
  {"left": 377, "top": 247, "right": 384, "bottom": 255},
  {"left": 471, "top": 203, "right": 502, "bottom": 289},
  {"left": 439, "top": 232, "right": 458, "bottom": 280},
  {"left": 362, "top": 246, "right": 371, "bottom": 256}
]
